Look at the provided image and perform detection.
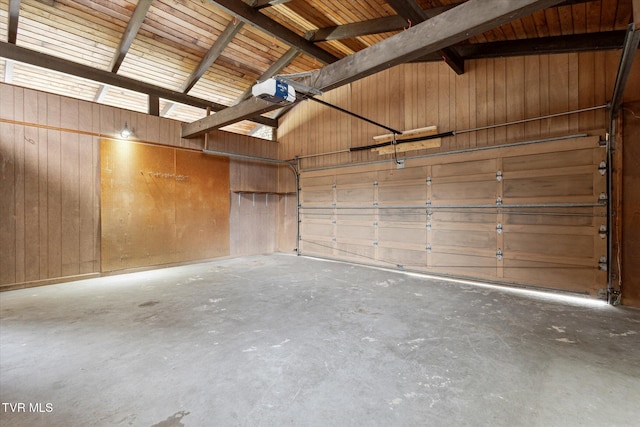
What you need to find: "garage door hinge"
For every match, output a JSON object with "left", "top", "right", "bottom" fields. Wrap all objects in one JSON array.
[
  {"left": 599, "top": 193, "right": 608, "bottom": 202},
  {"left": 496, "top": 223, "right": 503, "bottom": 234},
  {"left": 598, "top": 161, "right": 607, "bottom": 175},
  {"left": 374, "top": 181, "right": 378, "bottom": 187},
  {"left": 373, "top": 241, "right": 378, "bottom": 246},
  {"left": 426, "top": 221, "right": 431, "bottom": 231},
  {"left": 332, "top": 183, "right": 336, "bottom": 189},
  {"left": 496, "top": 170, "right": 503, "bottom": 182},
  {"left": 599, "top": 224, "right": 607, "bottom": 238},
  {"left": 426, "top": 199, "right": 431, "bottom": 206},
  {"left": 497, "top": 249, "right": 503, "bottom": 261},
  {"left": 373, "top": 221, "right": 378, "bottom": 227},
  {"left": 599, "top": 256, "right": 607, "bottom": 271},
  {"left": 426, "top": 176, "right": 432, "bottom": 186},
  {"left": 427, "top": 209, "right": 432, "bottom": 218},
  {"left": 426, "top": 243, "right": 432, "bottom": 253},
  {"left": 496, "top": 197, "right": 503, "bottom": 206},
  {"left": 331, "top": 220, "right": 336, "bottom": 224}
]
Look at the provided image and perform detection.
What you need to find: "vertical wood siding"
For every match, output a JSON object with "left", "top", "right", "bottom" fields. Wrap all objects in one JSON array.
[
  {"left": 0, "top": 82, "right": 276, "bottom": 288},
  {"left": 277, "top": 53, "right": 628, "bottom": 173}
]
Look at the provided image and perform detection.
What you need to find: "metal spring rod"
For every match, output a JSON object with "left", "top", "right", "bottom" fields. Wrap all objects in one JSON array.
[{"left": 455, "top": 104, "right": 609, "bottom": 134}]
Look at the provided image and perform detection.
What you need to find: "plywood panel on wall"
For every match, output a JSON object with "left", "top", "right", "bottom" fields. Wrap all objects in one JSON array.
[
  {"left": 101, "top": 139, "right": 230, "bottom": 272},
  {"left": 299, "top": 136, "right": 607, "bottom": 296}
]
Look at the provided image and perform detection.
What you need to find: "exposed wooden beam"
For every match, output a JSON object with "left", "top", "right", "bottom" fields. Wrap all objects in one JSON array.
[
  {"left": 110, "top": 0, "right": 153, "bottom": 73},
  {"left": 205, "top": 0, "right": 338, "bottom": 65},
  {"left": 386, "top": 0, "right": 464, "bottom": 74},
  {"left": 249, "top": 0, "right": 292, "bottom": 9},
  {"left": 8, "top": 0, "right": 20, "bottom": 44},
  {"left": 181, "top": 20, "right": 244, "bottom": 93},
  {"left": 233, "top": 47, "right": 300, "bottom": 105},
  {"left": 306, "top": 4, "right": 459, "bottom": 42},
  {"left": 182, "top": 0, "right": 565, "bottom": 137},
  {"left": 94, "top": 0, "right": 152, "bottom": 103},
  {"left": 148, "top": 95, "right": 160, "bottom": 116},
  {"left": 452, "top": 31, "right": 627, "bottom": 59},
  {"left": 306, "top": 0, "right": 596, "bottom": 42},
  {"left": 0, "top": 42, "right": 277, "bottom": 128}
]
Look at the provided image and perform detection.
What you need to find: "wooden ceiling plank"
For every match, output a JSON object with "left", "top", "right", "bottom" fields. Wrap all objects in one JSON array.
[
  {"left": 307, "top": 3, "right": 460, "bottom": 42},
  {"left": 182, "top": 0, "right": 566, "bottom": 137},
  {"left": 109, "top": 0, "right": 153, "bottom": 72},
  {"left": 8, "top": 0, "right": 20, "bottom": 44},
  {"left": 205, "top": 0, "right": 339, "bottom": 64},
  {"left": 181, "top": 20, "right": 244, "bottom": 93},
  {"left": 0, "top": 41, "right": 276, "bottom": 128}
]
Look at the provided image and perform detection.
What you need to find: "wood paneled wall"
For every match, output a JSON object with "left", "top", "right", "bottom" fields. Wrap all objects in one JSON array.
[
  {"left": 278, "top": 52, "right": 640, "bottom": 179},
  {"left": 621, "top": 101, "right": 640, "bottom": 306},
  {"left": 0, "top": 82, "right": 282, "bottom": 289}
]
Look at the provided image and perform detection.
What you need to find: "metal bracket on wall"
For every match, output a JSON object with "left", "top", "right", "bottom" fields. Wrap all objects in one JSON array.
[
  {"left": 599, "top": 224, "right": 607, "bottom": 239},
  {"left": 599, "top": 256, "right": 607, "bottom": 271},
  {"left": 598, "top": 161, "right": 607, "bottom": 175},
  {"left": 497, "top": 249, "right": 503, "bottom": 261}
]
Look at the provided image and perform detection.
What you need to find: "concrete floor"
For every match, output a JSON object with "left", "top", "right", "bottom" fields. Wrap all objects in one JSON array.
[{"left": 1, "top": 254, "right": 639, "bottom": 427}]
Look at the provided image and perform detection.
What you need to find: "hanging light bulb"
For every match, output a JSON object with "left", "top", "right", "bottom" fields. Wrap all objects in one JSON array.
[{"left": 120, "top": 122, "right": 132, "bottom": 138}]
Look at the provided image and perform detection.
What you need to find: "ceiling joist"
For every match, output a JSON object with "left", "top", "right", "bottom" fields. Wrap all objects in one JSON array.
[
  {"left": 205, "top": 0, "right": 339, "bottom": 65},
  {"left": 182, "top": 0, "right": 566, "bottom": 138},
  {"left": 0, "top": 42, "right": 277, "bottom": 129},
  {"left": 385, "top": 0, "right": 464, "bottom": 74},
  {"left": 8, "top": 0, "right": 20, "bottom": 44}
]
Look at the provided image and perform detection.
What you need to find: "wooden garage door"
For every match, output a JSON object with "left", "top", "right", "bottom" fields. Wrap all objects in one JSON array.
[{"left": 299, "top": 135, "right": 607, "bottom": 295}]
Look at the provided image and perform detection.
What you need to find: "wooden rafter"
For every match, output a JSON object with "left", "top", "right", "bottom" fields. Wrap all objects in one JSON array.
[
  {"left": 205, "top": 0, "right": 338, "bottom": 65},
  {"left": 453, "top": 31, "right": 627, "bottom": 59},
  {"left": 8, "top": 0, "right": 20, "bottom": 44},
  {"left": 386, "top": 0, "right": 464, "bottom": 74},
  {"left": 181, "top": 20, "right": 245, "bottom": 94},
  {"left": 305, "top": 0, "right": 597, "bottom": 43},
  {"left": 94, "top": 0, "right": 153, "bottom": 103},
  {"left": 110, "top": 0, "right": 153, "bottom": 73},
  {"left": 1, "top": 42, "right": 277, "bottom": 128},
  {"left": 161, "top": 19, "right": 244, "bottom": 117},
  {"left": 182, "top": 0, "right": 566, "bottom": 138},
  {"left": 249, "top": 0, "right": 292, "bottom": 9}
]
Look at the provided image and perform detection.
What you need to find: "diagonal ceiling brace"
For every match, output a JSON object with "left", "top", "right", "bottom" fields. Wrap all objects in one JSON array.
[
  {"left": 182, "top": 0, "right": 565, "bottom": 138},
  {"left": 385, "top": 0, "right": 464, "bottom": 74},
  {"left": 8, "top": 0, "right": 20, "bottom": 44}
]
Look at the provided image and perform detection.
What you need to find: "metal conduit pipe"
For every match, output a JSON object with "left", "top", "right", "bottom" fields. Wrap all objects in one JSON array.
[{"left": 300, "top": 202, "right": 606, "bottom": 210}]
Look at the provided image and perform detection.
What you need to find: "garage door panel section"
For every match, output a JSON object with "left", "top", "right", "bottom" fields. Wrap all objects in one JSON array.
[{"left": 299, "top": 135, "right": 606, "bottom": 296}]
